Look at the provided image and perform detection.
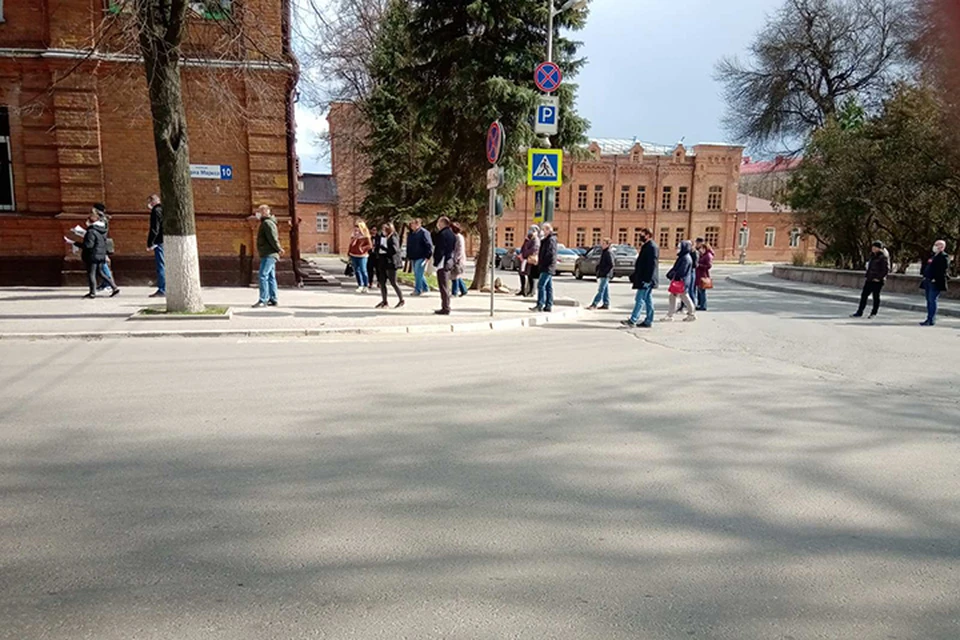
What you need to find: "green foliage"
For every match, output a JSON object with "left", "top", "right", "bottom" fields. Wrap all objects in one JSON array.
[{"left": 787, "top": 83, "right": 960, "bottom": 271}]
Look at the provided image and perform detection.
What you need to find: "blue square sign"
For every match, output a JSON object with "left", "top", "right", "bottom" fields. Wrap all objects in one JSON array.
[
  {"left": 535, "top": 96, "right": 560, "bottom": 135},
  {"left": 527, "top": 149, "right": 563, "bottom": 187}
]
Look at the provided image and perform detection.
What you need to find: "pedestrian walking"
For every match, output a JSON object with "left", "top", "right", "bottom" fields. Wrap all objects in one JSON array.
[
  {"left": 92, "top": 203, "right": 120, "bottom": 296},
  {"left": 252, "top": 205, "right": 284, "bottom": 308},
  {"left": 587, "top": 237, "right": 614, "bottom": 310},
  {"left": 531, "top": 223, "right": 557, "bottom": 313},
  {"left": 517, "top": 226, "right": 541, "bottom": 297},
  {"left": 348, "top": 221, "right": 373, "bottom": 293},
  {"left": 695, "top": 242, "right": 714, "bottom": 311},
  {"left": 374, "top": 222, "right": 405, "bottom": 309},
  {"left": 433, "top": 216, "right": 457, "bottom": 315},
  {"left": 146, "top": 194, "right": 165, "bottom": 298},
  {"left": 66, "top": 209, "right": 117, "bottom": 299},
  {"left": 451, "top": 222, "right": 469, "bottom": 297},
  {"left": 664, "top": 240, "right": 697, "bottom": 322},
  {"left": 621, "top": 228, "right": 658, "bottom": 328},
  {"left": 407, "top": 218, "right": 434, "bottom": 295},
  {"left": 851, "top": 241, "right": 890, "bottom": 319},
  {"left": 920, "top": 240, "right": 950, "bottom": 326}
]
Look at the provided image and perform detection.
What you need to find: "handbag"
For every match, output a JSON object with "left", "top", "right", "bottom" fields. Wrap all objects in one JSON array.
[
  {"left": 668, "top": 280, "right": 685, "bottom": 295},
  {"left": 700, "top": 276, "right": 713, "bottom": 290}
]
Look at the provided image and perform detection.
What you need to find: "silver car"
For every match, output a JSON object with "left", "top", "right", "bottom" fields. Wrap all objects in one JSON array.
[
  {"left": 556, "top": 247, "right": 579, "bottom": 275},
  {"left": 574, "top": 245, "right": 638, "bottom": 280}
]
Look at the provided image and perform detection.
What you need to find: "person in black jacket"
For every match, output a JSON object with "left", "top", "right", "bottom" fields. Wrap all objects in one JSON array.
[
  {"left": 531, "top": 223, "right": 558, "bottom": 312},
  {"left": 851, "top": 241, "right": 890, "bottom": 318},
  {"left": 433, "top": 216, "right": 457, "bottom": 315},
  {"left": 66, "top": 211, "right": 117, "bottom": 299},
  {"left": 622, "top": 228, "right": 659, "bottom": 328},
  {"left": 587, "top": 238, "right": 614, "bottom": 310},
  {"left": 921, "top": 240, "right": 950, "bottom": 326},
  {"left": 374, "top": 222, "right": 405, "bottom": 309},
  {"left": 146, "top": 194, "right": 165, "bottom": 298}
]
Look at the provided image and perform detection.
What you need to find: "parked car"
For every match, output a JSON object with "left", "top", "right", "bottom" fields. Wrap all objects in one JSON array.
[
  {"left": 556, "top": 247, "right": 579, "bottom": 274},
  {"left": 495, "top": 247, "right": 507, "bottom": 268},
  {"left": 574, "top": 244, "right": 639, "bottom": 280},
  {"left": 571, "top": 247, "right": 588, "bottom": 257},
  {"left": 500, "top": 247, "right": 522, "bottom": 271}
]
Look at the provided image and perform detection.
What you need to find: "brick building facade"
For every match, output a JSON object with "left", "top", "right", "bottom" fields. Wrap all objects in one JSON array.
[
  {"left": 296, "top": 173, "right": 338, "bottom": 254},
  {"left": 325, "top": 103, "right": 813, "bottom": 263},
  {"left": 0, "top": 0, "right": 297, "bottom": 286}
]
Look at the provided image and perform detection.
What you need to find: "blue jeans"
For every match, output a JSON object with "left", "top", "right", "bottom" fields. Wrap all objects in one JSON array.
[
  {"left": 453, "top": 278, "right": 468, "bottom": 296},
  {"left": 925, "top": 283, "right": 941, "bottom": 324},
  {"left": 413, "top": 258, "right": 428, "bottom": 293},
  {"left": 98, "top": 262, "right": 116, "bottom": 290},
  {"left": 591, "top": 277, "right": 610, "bottom": 307},
  {"left": 629, "top": 284, "right": 655, "bottom": 325},
  {"left": 537, "top": 273, "right": 554, "bottom": 309},
  {"left": 258, "top": 256, "right": 278, "bottom": 303},
  {"left": 154, "top": 244, "right": 166, "bottom": 294},
  {"left": 350, "top": 256, "right": 369, "bottom": 287},
  {"left": 697, "top": 287, "right": 708, "bottom": 310}
]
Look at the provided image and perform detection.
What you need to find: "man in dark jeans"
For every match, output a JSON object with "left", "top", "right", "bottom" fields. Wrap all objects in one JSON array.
[
  {"left": 531, "top": 223, "right": 558, "bottom": 312},
  {"left": 920, "top": 240, "right": 950, "bottom": 326},
  {"left": 622, "top": 227, "right": 659, "bottom": 328},
  {"left": 851, "top": 241, "right": 890, "bottom": 319},
  {"left": 146, "top": 194, "right": 165, "bottom": 298},
  {"left": 433, "top": 216, "right": 457, "bottom": 315},
  {"left": 67, "top": 210, "right": 117, "bottom": 299}
]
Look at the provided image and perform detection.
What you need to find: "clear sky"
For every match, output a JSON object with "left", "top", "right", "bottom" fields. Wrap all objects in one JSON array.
[{"left": 295, "top": 0, "right": 780, "bottom": 173}]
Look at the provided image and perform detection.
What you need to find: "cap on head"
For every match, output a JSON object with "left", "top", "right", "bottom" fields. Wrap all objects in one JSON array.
[{"left": 872, "top": 241, "right": 884, "bottom": 249}]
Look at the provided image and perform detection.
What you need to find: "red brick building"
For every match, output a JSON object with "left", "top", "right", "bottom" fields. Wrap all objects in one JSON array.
[
  {"left": 295, "top": 173, "right": 338, "bottom": 254},
  {"left": 0, "top": 0, "right": 298, "bottom": 286},
  {"left": 325, "top": 103, "right": 813, "bottom": 263}
]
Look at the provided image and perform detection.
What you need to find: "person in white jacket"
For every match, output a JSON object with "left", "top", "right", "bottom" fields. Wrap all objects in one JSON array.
[{"left": 451, "top": 222, "right": 469, "bottom": 297}]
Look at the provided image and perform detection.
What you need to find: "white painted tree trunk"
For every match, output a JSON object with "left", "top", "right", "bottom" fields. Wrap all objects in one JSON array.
[{"left": 165, "top": 235, "right": 204, "bottom": 313}]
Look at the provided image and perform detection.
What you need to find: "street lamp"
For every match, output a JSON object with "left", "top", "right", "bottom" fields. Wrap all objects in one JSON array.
[{"left": 547, "top": 0, "right": 588, "bottom": 62}]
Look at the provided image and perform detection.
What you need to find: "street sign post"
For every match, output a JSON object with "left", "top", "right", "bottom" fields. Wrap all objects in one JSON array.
[
  {"left": 485, "top": 121, "right": 505, "bottom": 317},
  {"left": 527, "top": 149, "right": 563, "bottom": 187},
  {"left": 534, "top": 61, "right": 563, "bottom": 93},
  {"left": 534, "top": 96, "right": 560, "bottom": 136}
]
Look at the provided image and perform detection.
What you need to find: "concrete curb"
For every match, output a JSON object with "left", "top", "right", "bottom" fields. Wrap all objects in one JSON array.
[
  {"left": 727, "top": 276, "right": 960, "bottom": 319},
  {"left": 0, "top": 307, "right": 582, "bottom": 341}
]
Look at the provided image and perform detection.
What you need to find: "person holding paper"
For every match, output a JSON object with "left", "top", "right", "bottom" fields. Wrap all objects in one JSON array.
[{"left": 66, "top": 210, "right": 118, "bottom": 299}]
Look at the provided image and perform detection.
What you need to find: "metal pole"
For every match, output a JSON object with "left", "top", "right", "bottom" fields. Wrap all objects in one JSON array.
[
  {"left": 547, "top": 1, "right": 554, "bottom": 62},
  {"left": 489, "top": 185, "right": 497, "bottom": 317}
]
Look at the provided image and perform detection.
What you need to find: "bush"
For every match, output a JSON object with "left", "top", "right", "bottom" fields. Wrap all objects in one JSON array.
[{"left": 791, "top": 252, "right": 809, "bottom": 267}]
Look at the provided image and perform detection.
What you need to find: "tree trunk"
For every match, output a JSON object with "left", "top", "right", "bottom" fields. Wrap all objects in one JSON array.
[
  {"left": 472, "top": 210, "right": 492, "bottom": 291},
  {"left": 138, "top": 4, "right": 204, "bottom": 313}
]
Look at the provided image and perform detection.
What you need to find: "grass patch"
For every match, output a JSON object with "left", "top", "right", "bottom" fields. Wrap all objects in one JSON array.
[
  {"left": 396, "top": 271, "right": 472, "bottom": 290},
  {"left": 140, "top": 306, "right": 231, "bottom": 316}
]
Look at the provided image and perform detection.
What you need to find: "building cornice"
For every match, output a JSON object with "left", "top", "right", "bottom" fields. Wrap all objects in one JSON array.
[{"left": 0, "top": 47, "right": 294, "bottom": 72}]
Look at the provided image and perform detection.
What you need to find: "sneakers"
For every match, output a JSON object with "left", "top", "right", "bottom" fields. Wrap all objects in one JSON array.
[
  {"left": 543, "top": 307, "right": 552, "bottom": 313},
  {"left": 868, "top": 313, "right": 877, "bottom": 319},
  {"left": 252, "top": 301, "right": 266, "bottom": 308},
  {"left": 683, "top": 315, "right": 697, "bottom": 322},
  {"left": 435, "top": 309, "right": 450, "bottom": 315},
  {"left": 920, "top": 320, "right": 934, "bottom": 326},
  {"left": 362, "top": 286, "right": 369, "bottom": 294},
  {"left": 149, "top": 291, "right": 165, "bottom": 298},
  {"left": 82, "top": 293, "right": 96, "bottom": 299},
  {"left": 587, "top": 305, "right": 598, "bottom": 311},
  {"left": 636, "top": 322, "right": 652, "bottom": 329},
  {"left": 599, "top": 305, "right": 610, "bottom": 310},
  {"left": 620, "top": 319, "right": 636, "bottom": 328},
  {"left": 662, "top": 316, "right": 675, "bottom": 322},
  {"left": 530, "top": 306, "right": 543, "bottom": 312},
  {"left": 268, "top": 300, "right": 278, "bottom": 307},
  {"left": 850, "top": 312, "right": 863, "bottom": 318}
]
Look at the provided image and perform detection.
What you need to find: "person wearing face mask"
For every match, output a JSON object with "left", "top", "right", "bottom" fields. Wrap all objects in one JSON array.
[
  {"left": 66, "top": 210, "right": 118, "bottom": 299},
  {"left": 920, "top": 240, "right": 950, "bottom": 326}
]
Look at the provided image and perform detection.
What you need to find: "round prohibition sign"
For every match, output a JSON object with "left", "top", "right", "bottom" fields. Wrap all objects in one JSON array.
[
  {"left": 486, "top": 121, "right": 504, "bottom": 165},
  {"left": 534, "top": 61, "right": 563, "bottom": 93}
]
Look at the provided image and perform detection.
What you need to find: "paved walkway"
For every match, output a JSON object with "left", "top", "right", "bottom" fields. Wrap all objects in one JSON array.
[
  {"left": 0, "top": 286, "right": 579, "bottom": 340},
  {"left": 728, "top": 272, "right": 960, "bottom": 319}
]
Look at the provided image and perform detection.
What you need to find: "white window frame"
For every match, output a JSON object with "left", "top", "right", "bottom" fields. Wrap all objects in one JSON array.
[
  {"left": 739, "top": 227, "right": 750, "bottom": 249},
  {"left": 764, "top": 227, "right": 776, "bottom": 248},
  {"left": 789, "top": 228, "right": 802, "bottom": 248},
  {"left": 316, "top": 242, "right": 331, "bottom": 254},
  {"left": 316, "top": 213, "right": 329, "bottom": 233}
]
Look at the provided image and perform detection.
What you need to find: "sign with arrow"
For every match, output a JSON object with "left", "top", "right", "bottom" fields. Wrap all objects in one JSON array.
[{"left": 527, "top": 149, "right": 563, "bottom": 187}]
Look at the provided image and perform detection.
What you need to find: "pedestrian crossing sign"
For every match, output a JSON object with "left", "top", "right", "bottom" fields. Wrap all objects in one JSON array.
[{"left": 527, "top": 149, "right": 563, "bottom": 187}]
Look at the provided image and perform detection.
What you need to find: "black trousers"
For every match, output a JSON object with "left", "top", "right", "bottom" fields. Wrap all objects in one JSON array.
[
  {"left": 524, "top": 265, "right": 539, "bottom": 296},
  {"left": 87, "top": 260, "right": 115, "bottom": 295},
  {"left": 377, "top": 264, "right": 404, "bottom": 304},
  {"left": 857, "top": 280, "right": 883, "bottom": 315}
]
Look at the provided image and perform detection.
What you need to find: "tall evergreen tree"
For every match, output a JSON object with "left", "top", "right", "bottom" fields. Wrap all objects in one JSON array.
[{"left": 363, "top": 0, "right": 590, "bottom": 288}]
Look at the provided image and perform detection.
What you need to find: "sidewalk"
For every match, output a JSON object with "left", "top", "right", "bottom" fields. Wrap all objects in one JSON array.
[
  {"left": 728, "top": 272, "right": 960, "bottom": 319},
  {"left": 0, "top": 286, "right": 580, "bottom": 340}
]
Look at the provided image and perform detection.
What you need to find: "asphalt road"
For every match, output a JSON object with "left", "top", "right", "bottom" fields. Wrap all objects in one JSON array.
[{"left": 1, "top": 272, "right": 958, "bottom": 639}]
